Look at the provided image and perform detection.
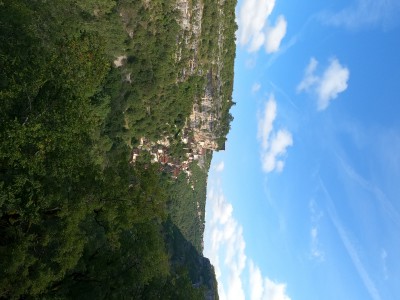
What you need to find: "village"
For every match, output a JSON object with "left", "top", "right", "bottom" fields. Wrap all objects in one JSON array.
[{"left": 130, "top": 93, "right": 220, "bottom": 182}]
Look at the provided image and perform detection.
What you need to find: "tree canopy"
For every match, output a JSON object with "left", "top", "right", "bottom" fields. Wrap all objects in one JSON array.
[{"left": 0, "top": 0, "right": 236, "bottom": 298}]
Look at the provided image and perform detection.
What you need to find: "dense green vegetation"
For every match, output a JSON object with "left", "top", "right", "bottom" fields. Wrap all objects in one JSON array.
[
  {"left": 167, "top": 154, "right": 212, "bottom": 252},
  {"left": 0, "top": 0, "right": 236, "bottom": 298}
]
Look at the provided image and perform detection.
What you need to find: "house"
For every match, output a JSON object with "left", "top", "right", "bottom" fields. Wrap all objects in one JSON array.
[{"left": 159, "top": 154, "right": 169, "bottom": 164}]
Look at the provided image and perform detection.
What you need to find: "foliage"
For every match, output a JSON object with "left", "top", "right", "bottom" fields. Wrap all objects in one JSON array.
[
  {"left": 166, "top": 154, "right": 212, "bottom": 252},
  {"left": 0, "top": 0, "right": 237, "bottom": 298}
]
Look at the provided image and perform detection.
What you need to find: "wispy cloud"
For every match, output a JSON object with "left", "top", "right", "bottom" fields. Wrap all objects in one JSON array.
[
  {"left": 310, "top": 227, "right": 324, "bottom": 261},
  {"left": 320, "top": 179, "right": 382, "bottom": 300},
  {"left": 257, "top": 96, "right": 293, "bottom": 173},
  {"left": 297, "top": 57, "right": 350, "bottom": 111},
  {"left": 381, "top": 249, "right": 389, "bottom": 280},
  {"left": 319, "top": 0, "right": 400, "bottom": 30},
  {"left": 252, "top": 82, "right": 261, "bottom": 94},
  {"left": 265, "top": 34, "right": 297, "bottom": 69},
  {"left": 265, "top": 16, "right": 314, "bottom": 69},
  {"left": 337, "top": 155, "right": 400, "bottom": 228},
  {"left": 297, "top": 57, "right": 319, "bottom": 92},
  {"left": 268, "top": 81, "right": 298, "bottom": 109},
  {"left": 309, "top": 200, "right": 325, "bottom": 261},
  {"left": 238, "top": 0, "right": 287, "bottom": 53},
  {"left": 205, "top": 179, "right": 291, "bottom": 300},
  {"left": 215, "top": 161, "right": 225, "bottom": 172},
  {"left": 331, "top": 215, "right": 382, "bottom": 300}
]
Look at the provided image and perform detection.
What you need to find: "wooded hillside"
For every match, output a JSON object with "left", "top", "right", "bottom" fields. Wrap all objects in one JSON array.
[{"left": 0, "top": 0, "right": 237, "bottom": 298}]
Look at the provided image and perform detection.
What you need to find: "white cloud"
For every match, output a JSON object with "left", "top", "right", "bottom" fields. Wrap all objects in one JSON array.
[
  {"left": 211, "top": 192, "right": 232, "bottom": 226},
  {"left": 206, "top": 187, "right": 247, "bottom": 300},
  {"left": 249, "top": 261, "right": 264, "bottom": 300},
  {"left": 297, "top": 57, "right": 350, "bottom": 111},
  {"left": 264, "top": 278, "right": 291, "bottom": 300},
  {"left": 258, "top": 96, "right": 277, "bottom": 149},
  {"left": 258, "top": 96, "right": 293, "bottom": 173},
  {"left": 205, "top": 181, "right": 291, "bottom": 300},
  {"left": 238, "top": 0, "right": 287, "bottom": 53},
  {"left": 238, "top": 0, "right": 275, "bottom": 46},
  {"left": 249, "top": 261, "right": 291, "bottom": 300},
  {"left": 320, "top": 0, "right": 400, "bottom": 30},
  {"left": 317, "top": 59, "right": 350, "bottom": 110},
  {"left": 215, "top": 161, "right": 225, "bottom": 172},
  {"left": 265, "top": 15, "right": 287, "bottom": 53},
  {"left": 252, "top": 82, "right": 261, "bottom": 93},
  {"left": 262, "top": 130, "right": 293, "bottom": 173}
]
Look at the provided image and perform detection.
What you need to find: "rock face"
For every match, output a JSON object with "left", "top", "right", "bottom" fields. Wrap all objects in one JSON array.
[
  {"left": 189, "top": 71, "right": 222, "bottom": 151},
  {"left": 175, "top": 0, "right": 203, "bottom": 80},
  {"left": 176, "top": 0, "right": 233, "bottom": 153}
]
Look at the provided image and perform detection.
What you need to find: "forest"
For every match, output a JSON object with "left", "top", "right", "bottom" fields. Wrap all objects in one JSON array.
[{"left": 0, "top": 0, "right": 236, "bottom": 299}]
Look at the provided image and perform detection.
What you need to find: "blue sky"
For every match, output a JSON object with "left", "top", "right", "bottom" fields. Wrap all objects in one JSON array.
[{"left": 203, "top": 0, "right": 400, "bottom": 299}]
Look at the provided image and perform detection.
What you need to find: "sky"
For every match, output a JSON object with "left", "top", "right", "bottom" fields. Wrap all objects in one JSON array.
[{"left": 203, "top": 0, "right": 400, "bottom": 299}]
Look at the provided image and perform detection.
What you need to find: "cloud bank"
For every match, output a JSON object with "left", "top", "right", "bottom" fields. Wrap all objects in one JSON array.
[
  {"left": 297, "top": 57, "right": 350, "bottom": 111},
  {"left": 206, "top": 187, "right": 246, "bottom": 300},
  {"left": 257, "top": 96, "right": 293, "bottom": 173},
  {"left": 238, "top": 0, "right": 287, "bottom": 53},
  {"left": 205, "top": 180, "right": 291, "bottom": 300}
]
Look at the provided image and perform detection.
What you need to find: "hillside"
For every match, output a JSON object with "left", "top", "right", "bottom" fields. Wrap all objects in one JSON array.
[{"left": 0, "top": 0, "right": 237, "bottom": 298}]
